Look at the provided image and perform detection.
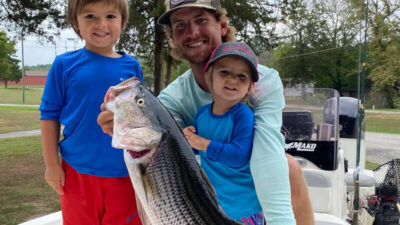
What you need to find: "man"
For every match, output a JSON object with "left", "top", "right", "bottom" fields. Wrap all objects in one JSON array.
[{"left": 98, "top": 0, "right": 314, "bottom": 224}]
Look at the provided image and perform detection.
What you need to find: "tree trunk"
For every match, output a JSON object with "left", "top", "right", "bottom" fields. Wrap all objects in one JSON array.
[
  {"left": 153, "top": 18, "right": 165, "bottom": 96},
  {"left": 164, "top": 54, "right": 172, "bottom": 87}
]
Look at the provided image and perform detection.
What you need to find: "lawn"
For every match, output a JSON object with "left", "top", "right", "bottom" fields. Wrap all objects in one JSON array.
[
  {"left": 0, "top": 85, "right": 43, "bottom": 105},
  {"left": 364, "top": 113, "right": 400, "bottom": 134},
  {"left": 0, "top": 136, "right": 60, "bottom": 225},
  {"left": 0, "top": 106, "right": 40, "bottom": 133}
]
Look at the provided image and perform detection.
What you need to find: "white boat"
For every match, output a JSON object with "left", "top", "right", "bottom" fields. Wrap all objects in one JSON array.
[{"left": 283, "top": 88, "right": 376, "bottom": 225}]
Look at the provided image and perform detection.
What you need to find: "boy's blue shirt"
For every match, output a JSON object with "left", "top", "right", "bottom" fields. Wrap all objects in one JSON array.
[
  {"left": 40, "top": 48, "right": 143, "bottom": 177},
  {"left": 194, "top": 102, "right": 261, "bottom": 219},
  {"left": 158, "top": 65, "right": 296, "bottom": 224}
]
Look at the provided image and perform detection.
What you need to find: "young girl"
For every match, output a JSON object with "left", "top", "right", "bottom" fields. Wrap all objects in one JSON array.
[{"left": 183, "top": 42, "right": 263, "bottom": 225}]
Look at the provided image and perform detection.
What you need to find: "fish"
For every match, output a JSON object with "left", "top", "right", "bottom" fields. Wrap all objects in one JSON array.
[{"left": 104, "top": 77, "right": 242, "bottom": 225}]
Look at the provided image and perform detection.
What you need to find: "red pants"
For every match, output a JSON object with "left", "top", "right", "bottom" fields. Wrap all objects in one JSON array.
[{"left": 61, "top": 160, "right": 142, "bottom": 225}]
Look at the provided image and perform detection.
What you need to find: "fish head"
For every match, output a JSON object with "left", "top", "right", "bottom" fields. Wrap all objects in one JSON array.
[{"left": 105, "top": 77, "right": 163, "bottom": 164}]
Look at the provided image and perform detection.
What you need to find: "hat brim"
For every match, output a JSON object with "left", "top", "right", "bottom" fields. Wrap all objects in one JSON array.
[
  {"left": 158, "top": 4, "right": 217, "bottom": 25},
  {"left": 205, "top": 54, "right": 259, "bottom": 82}
]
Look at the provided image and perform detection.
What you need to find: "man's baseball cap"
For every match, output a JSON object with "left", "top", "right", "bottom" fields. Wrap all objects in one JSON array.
[
  {"left": 204, "top": 42, "right": 259, "bottom": 82},
  {"left": 158, "top": 0, "right": 221, "bottom": 25}
]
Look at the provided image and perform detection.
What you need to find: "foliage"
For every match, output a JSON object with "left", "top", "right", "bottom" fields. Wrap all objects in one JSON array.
[
  {"left": 0, "top": 30, "right": 20, "bottom": 88},
  {"left": 272, "top": 0, "right": 361, "bottom": 94},
  {"left": 117, "top": 0, "right": 166, "bottom": 95},
  {"left": 367, "top": 0, "right": 400, "bottom": 108},
  {"left": 25, "top": 64, "right": 52, "bottom": 71},
  {"left": 0, "top": 0, "right": 66, "bottom": 41}
]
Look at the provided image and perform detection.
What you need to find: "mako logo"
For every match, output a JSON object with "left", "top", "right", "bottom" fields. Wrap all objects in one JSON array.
[{"left": 285, "top": 142, "right": 317, "bottom": 152}]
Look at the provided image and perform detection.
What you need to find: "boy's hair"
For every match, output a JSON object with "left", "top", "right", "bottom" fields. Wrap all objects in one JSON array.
[
  {"left": 67, "top": 0, "right": 129, "bottom": 38},
  {"left": 205, "top": 57, "right": 254, "bottom": 105},
  {"left": 164, "top": 8, "right": 236, "bottom": 61}
]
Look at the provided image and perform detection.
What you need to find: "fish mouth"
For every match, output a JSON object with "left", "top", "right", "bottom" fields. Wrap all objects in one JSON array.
[{"left": 127, "top": 149, "right": 151, "bottom": 159}]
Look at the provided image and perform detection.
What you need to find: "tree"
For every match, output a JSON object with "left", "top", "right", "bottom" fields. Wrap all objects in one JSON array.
[
  {"left": 0, "top": 30, "right": 20, "bottom": 88},
  {"left": 272, "top": 0, "right": 360, "bottom": 94},
  {"left": 117, "top": 0, "right": 167, "bottom": 96},
  {"left": 367, "top": 0, "right": 400, "bottom": 108},
  {"left": 222, "top": 0, "right": 285, "bottom": 55},
  {"left": 0, "top": 0, "right": 66, "bottom": 41},
  {"left": 271, "top": 0, "right": 321, "bottom": 88}
]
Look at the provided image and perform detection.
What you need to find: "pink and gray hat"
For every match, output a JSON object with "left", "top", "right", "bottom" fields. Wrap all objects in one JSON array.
[
  {"left": 204, "top": 42, "right": 259, "bottom": 82},
  {"left": 158, "top": 0, "right": 221, "bottom": 25}
]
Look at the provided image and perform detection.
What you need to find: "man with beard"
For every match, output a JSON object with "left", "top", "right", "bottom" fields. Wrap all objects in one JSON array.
[{"left": 98, "top": 0, "right": 314, "bottom": 224}]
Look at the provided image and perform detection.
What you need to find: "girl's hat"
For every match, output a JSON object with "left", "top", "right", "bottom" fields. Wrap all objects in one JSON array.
[{"left": 204, "top": 42, "right": 259, "bottom": 82}]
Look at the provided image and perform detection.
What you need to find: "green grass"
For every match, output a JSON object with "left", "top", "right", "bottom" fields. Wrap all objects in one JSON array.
[
  {"left": 364, "top": 113, "right": 400, "bottom": 134},
  {"left": 0, "top": 136, "right": 60, "bottom": 225},
  {"left": 365, "top": 160, "right": 381, "bottom": 170},
  {"left": 0, "top": 106, "right": 40, "bottom": 133},
  {"left": 0, "top": 85, "right": 43, "bottom": 105}
]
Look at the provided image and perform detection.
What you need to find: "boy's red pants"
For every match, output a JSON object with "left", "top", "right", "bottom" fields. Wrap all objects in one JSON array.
[{"left": 61, "top": 160, "right": 142, "bottom": 225}]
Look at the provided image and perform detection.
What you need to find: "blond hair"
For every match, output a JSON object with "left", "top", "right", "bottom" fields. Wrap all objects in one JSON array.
[
  {"left": 67, "top": 0, "right": 129, "bottom": 38},
  {"left": 205, "top": 57, "right": 254, "bottom": 105},
  {"left": 164, "top": 8, "right": 236, "bottom": 61}
]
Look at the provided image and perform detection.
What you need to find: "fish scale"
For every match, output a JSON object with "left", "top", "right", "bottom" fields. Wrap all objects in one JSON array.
[{"left": 105, "top": 77, "right": 242, "bottom": 225}]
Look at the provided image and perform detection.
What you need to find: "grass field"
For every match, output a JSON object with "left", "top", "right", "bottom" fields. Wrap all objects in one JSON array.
[
  {"left": 0, "top": 85, "right": 43, "bottom": 105},
  {"left": 0, "top": 106, "right": 40, "bottom": 133},
  {"left": 0, "top": 136, "right": 60, "bottom": 225},
  {"left": 364, "top": 113, "right": 400, "bottom": 134}
]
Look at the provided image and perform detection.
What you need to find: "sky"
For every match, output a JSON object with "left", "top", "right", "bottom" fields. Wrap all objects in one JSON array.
[{"left": 15, "top": 29, "right": 84, "bottom": 67}]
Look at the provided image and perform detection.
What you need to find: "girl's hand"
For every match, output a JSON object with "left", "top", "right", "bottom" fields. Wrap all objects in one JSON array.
[{"left": 183, "top": 126, "right": 210, "bottom": 151}]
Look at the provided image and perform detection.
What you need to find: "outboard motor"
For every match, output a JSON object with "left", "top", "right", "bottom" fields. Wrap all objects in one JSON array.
[{"left": 338, "top": 97, "right": 362, "bottom": 138}]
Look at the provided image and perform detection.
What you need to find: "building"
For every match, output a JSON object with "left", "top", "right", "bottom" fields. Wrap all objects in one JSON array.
[{"left": 0, "top": 70, "right": 48, "bottom": 86}]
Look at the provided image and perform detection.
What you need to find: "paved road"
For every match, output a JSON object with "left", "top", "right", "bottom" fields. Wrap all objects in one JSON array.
[
  {"left": 0, "top": 129, "right": 40, "bottom": 138},
  {"left": 365, "top": 132, "right": 400, "bottom": 164}
]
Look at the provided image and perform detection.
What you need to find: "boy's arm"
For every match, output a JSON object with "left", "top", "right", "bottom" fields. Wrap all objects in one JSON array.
[{"left": 41, "top": 119, "right": 64, "bottom": 195}]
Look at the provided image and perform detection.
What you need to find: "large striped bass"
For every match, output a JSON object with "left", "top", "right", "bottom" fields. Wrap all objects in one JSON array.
[{"left": 104, "top": 77, "right": 241, "bottom": 225}]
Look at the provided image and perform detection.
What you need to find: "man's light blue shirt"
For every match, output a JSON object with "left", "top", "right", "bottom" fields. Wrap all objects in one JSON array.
[{"left": 158, "top": 65, "right": 296, "bottom": 224}]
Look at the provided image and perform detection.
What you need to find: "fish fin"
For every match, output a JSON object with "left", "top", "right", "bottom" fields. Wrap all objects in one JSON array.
[{"left": 135, "top": 193, "right": 152, "bottom": 225}]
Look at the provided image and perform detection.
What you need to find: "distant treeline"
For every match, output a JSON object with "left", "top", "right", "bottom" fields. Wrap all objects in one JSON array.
[{"left": 25, "top": 64, "right": 52, "bottom": 71}]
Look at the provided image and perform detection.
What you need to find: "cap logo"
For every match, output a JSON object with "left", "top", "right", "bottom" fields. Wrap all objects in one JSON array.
[
  {"left": 170, "top": 0, "right": 197, "bottom": 9},
  {"left": 223, "top": 44, "right": 254, "bottom": 58},
  {"left": 211, "top": 0, "right": 221, "bottom": 8}
]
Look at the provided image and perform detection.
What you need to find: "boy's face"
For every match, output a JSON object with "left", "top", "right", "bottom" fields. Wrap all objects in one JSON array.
[
  {"left": 169, "top": 7, "right": 227, "bottom": 65},
  {"left": 211, "top": 57, "right": 252, "bottom": 104},
  {"left": 75, "top": 1, "right": 122, "bottom": 55}
]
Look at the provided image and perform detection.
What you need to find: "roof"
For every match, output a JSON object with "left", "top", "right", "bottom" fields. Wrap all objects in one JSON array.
[{"left": 25, "top": 70, "right": 48, "bottom": 77}]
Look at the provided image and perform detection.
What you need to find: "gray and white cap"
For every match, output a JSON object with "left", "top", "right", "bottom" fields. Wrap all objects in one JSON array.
[{"left": 158, "top": 0, "right": 221, "bottom": 25}]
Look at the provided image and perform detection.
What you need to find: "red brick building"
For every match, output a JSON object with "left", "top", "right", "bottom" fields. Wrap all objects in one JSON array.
[{"left": 0, "top": 70, "right": 48, "bottom": 86}]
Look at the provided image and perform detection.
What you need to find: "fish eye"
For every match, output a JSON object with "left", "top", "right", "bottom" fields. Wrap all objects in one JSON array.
[{"left": 136, "top": 98, "right": 145, "bottom": 106}]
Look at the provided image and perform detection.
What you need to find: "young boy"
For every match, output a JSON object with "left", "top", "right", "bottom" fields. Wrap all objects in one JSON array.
[
  {"left": 40, "top": 0, "right": 143, "bottom": 224},
  {"left": 183, "top": 42, "right": 263, "bottom": 225}
]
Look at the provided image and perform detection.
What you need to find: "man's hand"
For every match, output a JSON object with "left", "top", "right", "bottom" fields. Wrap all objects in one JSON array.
[
  {"left": 97, "top": 103, "right": 114, "bottom": 136},
  {"left": 183, "top": 126, "right": 210, "bottom": 151},
  {"left": 45, "top": 164, "right": 65, "bottom": 195}
]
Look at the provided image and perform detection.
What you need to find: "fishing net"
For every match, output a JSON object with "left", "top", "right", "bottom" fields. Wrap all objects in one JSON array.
[{"left": 373, "top": 159, "right": 400, "bottom": 200}]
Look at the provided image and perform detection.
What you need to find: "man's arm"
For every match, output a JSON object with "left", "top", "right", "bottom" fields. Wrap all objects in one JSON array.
[{"left": 250, "top": 66, "right": 296, "bottom": 225}]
